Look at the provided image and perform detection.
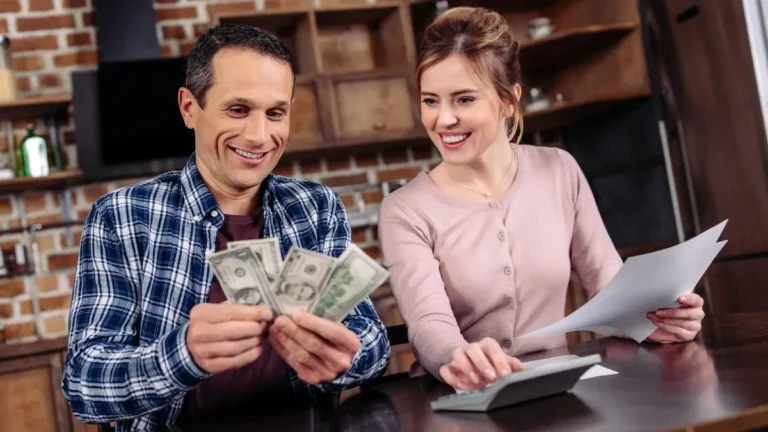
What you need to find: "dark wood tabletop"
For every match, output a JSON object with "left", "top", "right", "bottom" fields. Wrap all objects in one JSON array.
[{"left": 173, "top": 312, "right": 768, "bottom": 432}]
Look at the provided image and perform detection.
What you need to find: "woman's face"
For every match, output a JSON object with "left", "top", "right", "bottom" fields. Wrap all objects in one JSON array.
[{"left": 419, "top": 54, "right": 515, "bottom": 166}]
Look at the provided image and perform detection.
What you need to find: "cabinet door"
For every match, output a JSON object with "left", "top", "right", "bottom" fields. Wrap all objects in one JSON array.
[
  {"left": 333, "top": 76, "right": 417, "bottom": 139},
  {"left": 0, "top": 351, "right": 71, "bottom": 432}
]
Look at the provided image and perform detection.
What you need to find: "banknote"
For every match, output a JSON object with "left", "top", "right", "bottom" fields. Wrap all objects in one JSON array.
[
  {"left": 274, "top": 247, "right": 335, "bottom": 316},
  {"left": 206, "top": 247, "right": 282, "bottom": 314},
  {"left": 227, "top": 238, "right": 283, "bottom": 284},
  {"left": 311, "top": 243, "right": 389, "bottom": 322}
]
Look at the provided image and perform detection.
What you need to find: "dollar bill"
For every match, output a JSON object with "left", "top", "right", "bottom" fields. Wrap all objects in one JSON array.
[
  {"left": 274, "top": 247, "right": 336, "bottom": 316},
  {"left": 310, "top": 243, "right": 389, "bottom": 322},
  {"left": 227, "top": 238, "right": 283, "bottom": 284},
  {"left": 206, "top": 247, "right": 282, "bottom": 315}
]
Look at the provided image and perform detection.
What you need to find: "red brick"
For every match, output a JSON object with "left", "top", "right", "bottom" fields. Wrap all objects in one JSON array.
[
  {"left": 39, "top": 73, "right": 61, "bottom": 89},
  {"left": 351, "top": 227, "right": 367, "bottom": 243},
  {"left": 82, "top": 184, "right": 108, "bottom": 204},
  {"left": 6, "top": 219, "right": 21, "bottom": 229},
  {"left": 36, "top": 274, "right": 59, "bottom": 292},
  {"left": 62, "top": 0, "right": 87, "bottom": 7},
  {"left": 35, "top": 232, "right": 59, "bottom": 253},
  {"left": 24, "top": 193, "right": 48, "bottom": 213},
  {"left": 319, "top": 173, "right": 368, "bottom": 187},
  {"left": 354, "top": 151, "right": 379, "bottom": 167},
  {"left": 207, "top": 1, "right": 256, "bottom": 19},
  {"left": 265, "top": 0, "right": 307, "bottom": 8},
  {"left": 300, "top": 159, "right": 321, "bottom": 174},
  {"left": 339, "top": 193, "right": 355, "bottom": 207},
  {"left": 363, "top": 245, "right": 381, "bottom": 261},
  {"left": 162, "top": 25, "right": 186, "bottom": 40},
  {"left": 13, "top": 55, "right": 45, "bottom": 72},
  {"left": 272, "top": 161, "right": 293, "bottom": 176},
  {"left": 54, "top": 50, "right": 98, "bottom": 67},
  {"left": 17, "top": 14, "right": 76, "bottom": 32},
  {"left": 0, "top": 136, "right": 7, "bottom": 153},
  {"left": 67, "top": 272, "right": 76, "bottom": 288},
  {"left": 0, "top": 279, "right": 25, "bottom": 298},
  {"left": 76, "top": 209, "right": 90, "bottom": 220},
  {"left": 19, "top": 299, "right": 32, "bottom": 315},
  {"left": 48, "top": 252, "right": 79, "bottom": 271},
  {"left": 72, "top": 227, "right": 83, "bottom": 245},
  {"left": 5, "top": 321, "right": 36, "bottom": 340},
  {"left": 0, "top": 302, "right": 12, "bottom": 318},
  {"left": 0, "top": 0, "right": 20, "bottom": 13},
  {"left": 326, "top": 155, "right": 350, "bottom": 171},
  {"left": 0, "top": 18, "right": 7, "bottom": 33},
  {"left": 0, "top": 197, "right": 12, "bottom": 215},
  {"left": 155, "top": 7, "right": 197, "bottom": 22},
  {"left": 376, "top": 167, "right": 423, "bottom": 182},
  {"left": 411, "top": 142, "right": 435, "bottom": 160},
  {"left": 28, "top": 213, "right": 63, "bottom": 226},
  {"left": 362, "top": 188, "right": 382, "bottom": 204},
  {"left": 179, "top": 42, "right": 195, "bottom": 56},
  {"left": 67, "top": 32, "right": 92, "bottom": 47},
  {"left": 11, "top": 35, "right": 58, "bottom": 52},
  {"left": 381, "top": 148, "right": 409, "bottom": 164},
  {"left": 82, "top": 11, "right": 93, "bottom": 26},
  {"left": 38, "top": 294, "right": 72, "bottom": 312},
  {"left": 16, "top": 75, "right": 31, "bottom": 92},
  {"left": 160, "top": 44, "right": 174, "bottom": 58},
  {"left": 43, "top": 315, "right": 66, "bottom": 334},
  {"left": 29, "top": 0, "right": 54, "bottom": 11}
]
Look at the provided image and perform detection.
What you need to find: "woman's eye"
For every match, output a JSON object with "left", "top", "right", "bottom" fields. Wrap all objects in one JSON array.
[
  {"left": 457, "top": 97, "right": 474, "bottom": 104},
  {"left": 421, "top": 98, "right": 437, "bottom": 106}
]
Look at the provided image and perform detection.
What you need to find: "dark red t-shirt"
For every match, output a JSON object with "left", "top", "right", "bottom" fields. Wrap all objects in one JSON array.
[{"left": 180, "top": 199, "right": 293, "bottom": 421}]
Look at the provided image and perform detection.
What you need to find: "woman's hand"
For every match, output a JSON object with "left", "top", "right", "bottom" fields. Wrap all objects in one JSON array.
[
  {"left": 438, "top": 338, "right": 525, "bottom": 391},
  {"left": 647, "top": 294, "right": 705, "bottom": 343}
]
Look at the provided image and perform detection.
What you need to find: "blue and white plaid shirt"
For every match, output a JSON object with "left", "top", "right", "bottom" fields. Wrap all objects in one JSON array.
[{"left": 63, "top": 154, "right": 391, "bottom": 431}]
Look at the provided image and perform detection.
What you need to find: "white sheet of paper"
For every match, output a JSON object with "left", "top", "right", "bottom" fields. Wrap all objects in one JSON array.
[{"left": 520, "top": 221, "right": 728, "bottom": 343}]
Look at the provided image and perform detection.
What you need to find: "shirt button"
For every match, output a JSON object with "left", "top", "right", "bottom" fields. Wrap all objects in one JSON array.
[
  {"left": 489, "top": 202, "right": 498, "bottom": 209},
  {"left": 211, "top": 210, "right": 219, "bottom": 218},
  {"left": 502, "top": 339, "right": 513, "bottom": 349},
  {"left": 498, "top": 232, "right": 505, "bottom": 241},
  {"left": 193, "top": 215, "right": 201, "bottom": 222},
  {"left": 504, "top": 267, "right": 512, "bottom": 276}
]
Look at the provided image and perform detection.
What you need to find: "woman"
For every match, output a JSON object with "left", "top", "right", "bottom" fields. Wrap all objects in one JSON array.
[{"left": 378, "top": 7, "right": 705, "bottom": 391}]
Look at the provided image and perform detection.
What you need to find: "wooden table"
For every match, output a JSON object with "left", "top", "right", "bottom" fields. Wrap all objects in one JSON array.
[{"left": 175, "top": 312, "right": 768, "bottom": 432}]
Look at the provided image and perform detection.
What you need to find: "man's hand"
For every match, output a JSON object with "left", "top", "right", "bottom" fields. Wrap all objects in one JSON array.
[
  {"left": 438, "top": 338, "right": 525, "bottom": 391},
  {"left": 186, "top": 303, "right": 273, "bottom": 374},
  {"left": 268, "top": 311, "right": 361, "bottom": 385}
]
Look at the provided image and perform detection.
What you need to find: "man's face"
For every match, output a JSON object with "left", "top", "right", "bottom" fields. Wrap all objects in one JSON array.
[{"left": 182, "top": 48, "right": 293, "bottom": 191}]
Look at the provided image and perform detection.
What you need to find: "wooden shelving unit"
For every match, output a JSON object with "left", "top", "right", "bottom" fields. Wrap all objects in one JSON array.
[
  {"left": 0, "top": 94, "right": 71, "bottom": 120},
  {"left": 524, "top": 93, "right": 650, "bottom": 132},
  {"left": 0, "top": 169, "right": 83, "bottom": 195},
  {"left": 520, "top": 22, "right": 638, "bottom": 75}
]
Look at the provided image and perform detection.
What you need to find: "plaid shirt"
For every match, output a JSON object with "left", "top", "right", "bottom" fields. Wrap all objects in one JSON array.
[{"left": 63, "top": 154, "right": 390, "bottom": 431}]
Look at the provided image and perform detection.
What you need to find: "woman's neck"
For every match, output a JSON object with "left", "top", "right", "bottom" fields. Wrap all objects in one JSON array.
[{"left": 443, "top": 137, "right": 516, "bottom": 190}]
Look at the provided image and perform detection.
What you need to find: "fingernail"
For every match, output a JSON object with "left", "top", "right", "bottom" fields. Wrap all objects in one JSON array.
[
  {"left": 470, "top": 372, "right": 480, "bottom": 384},
  {"left": 501, "top": 368, "right": 511, "bottom": 376},
  {"left": 260, "top": 310, "right": 271, "bottom": 320},
  {"left": 657, "top": 310, "right": 665, "bottom": 317},
  {"left": 485, "top": 369, "right": 496, "bottom": 380},
  {"left": 680, "top": 296, "right": 687, "bottom": 303},
  {"left": 456, "top": 383, "right": 466, "bottom": 390}
]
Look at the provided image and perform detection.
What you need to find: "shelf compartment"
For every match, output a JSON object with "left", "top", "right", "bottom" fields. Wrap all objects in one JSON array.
[
  {"left": 315, "top": 5, "right": 410, "bottom": 74},
  {"left": 288, "top": 80, "right": 324, "bottom": 152},
  {"left": 215, "top": 10, "right": 317, "bottom": 74},
  {"left": 520, "top": 23, "right": 638, "bottom": 75},
  {"left": 523, "top": 94, "right": 650, "bottom": 133},
  {"left": 330, "top": 71, "right": 418, "bottom": 140},
  {"left": 0, "top": 169, "right": 82, "bottom": 195}
]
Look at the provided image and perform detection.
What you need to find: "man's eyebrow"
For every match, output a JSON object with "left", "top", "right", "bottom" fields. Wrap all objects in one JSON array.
[{"left": 224, "top": 97, "right": 291, "bottom": 107}]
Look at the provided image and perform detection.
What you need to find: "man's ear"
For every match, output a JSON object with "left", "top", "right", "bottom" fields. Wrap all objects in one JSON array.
[{"left": 178, "top": 87, "right": 198, "bottom": 129}]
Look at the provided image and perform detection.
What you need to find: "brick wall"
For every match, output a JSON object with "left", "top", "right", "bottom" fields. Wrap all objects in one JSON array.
[{"left": 0, "top": 0, "right": 438, "bottom": 373}]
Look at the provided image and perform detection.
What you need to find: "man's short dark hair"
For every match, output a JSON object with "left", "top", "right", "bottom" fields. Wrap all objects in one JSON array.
[{"left": 185, "top": 23, "right": 296, "bottom": 107}]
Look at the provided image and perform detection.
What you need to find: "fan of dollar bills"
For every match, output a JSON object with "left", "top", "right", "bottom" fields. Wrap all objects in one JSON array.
[{"left": 205, "top": 239, "right": 390, "bottom": 322}]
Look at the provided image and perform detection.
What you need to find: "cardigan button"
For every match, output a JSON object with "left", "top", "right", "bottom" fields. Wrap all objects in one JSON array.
[
  {"left": 501, "top": 339, "right": 513, "bottom": 349},
  {"left": 504, "top": 267, "right": 512, "bottom": 276}
]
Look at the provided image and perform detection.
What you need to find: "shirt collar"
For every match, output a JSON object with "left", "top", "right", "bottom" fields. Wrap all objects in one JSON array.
[{"left": 180, "top": 152, "right": 277, "bottom": 221}]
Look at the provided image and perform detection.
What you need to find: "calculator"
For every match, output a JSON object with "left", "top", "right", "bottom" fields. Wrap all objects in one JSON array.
[{"left": 430, "top": 354, "right": 602, "bottom": 412}]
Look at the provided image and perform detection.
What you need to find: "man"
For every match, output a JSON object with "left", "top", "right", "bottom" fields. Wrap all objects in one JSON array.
[{"left": 63, "top": 24, "right": 390, "bottom": 431}]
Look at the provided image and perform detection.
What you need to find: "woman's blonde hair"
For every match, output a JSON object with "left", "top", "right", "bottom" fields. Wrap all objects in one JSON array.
[{"left": 416, "top": 7, "right": 524, "bottom": 143}]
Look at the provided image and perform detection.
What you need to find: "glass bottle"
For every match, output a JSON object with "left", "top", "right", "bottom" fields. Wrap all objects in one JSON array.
[{"left": 20, "top": 125, "right": 50, "bottom": 178}]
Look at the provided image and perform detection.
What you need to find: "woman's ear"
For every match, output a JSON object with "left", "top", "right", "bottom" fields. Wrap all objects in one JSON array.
[{"left": 503, "top": 84, "right": 523, "bottom": 118}]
